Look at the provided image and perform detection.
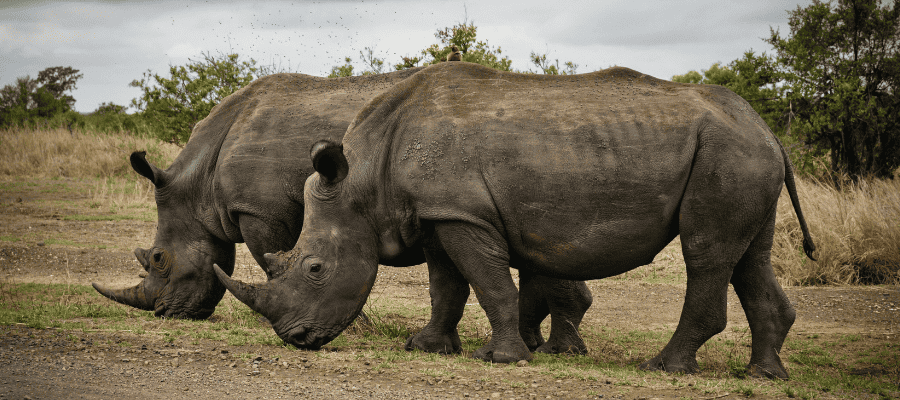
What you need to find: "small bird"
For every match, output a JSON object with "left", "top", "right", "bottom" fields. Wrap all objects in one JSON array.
[{"left": 447, "top": 45, "right": 462, "bottom": 62}]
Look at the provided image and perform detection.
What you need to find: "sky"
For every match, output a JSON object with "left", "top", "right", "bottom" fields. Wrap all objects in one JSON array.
[{"left": 1, "top": 0, "right": 809, "bottom": 113}]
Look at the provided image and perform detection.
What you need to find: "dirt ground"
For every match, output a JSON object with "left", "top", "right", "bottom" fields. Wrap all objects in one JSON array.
[{"left": 1, "top": 178, "right": 898, "bottom": 399}]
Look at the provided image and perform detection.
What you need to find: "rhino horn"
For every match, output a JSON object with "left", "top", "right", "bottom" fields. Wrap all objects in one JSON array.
[
  {"left": 92, "top": 281, "right": 153, "bottom": 311},
  {"left": 213, "top": 263, "right": 265, "bottom": 313}
]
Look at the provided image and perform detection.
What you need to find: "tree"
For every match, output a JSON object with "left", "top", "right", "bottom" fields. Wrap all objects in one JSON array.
[
  {"left": 419, "top": 22, "right": 513, "bottom": 71},
  {"left": 767, "top": 0, "right": 900, "bottom": 179},
  {"left": 129, "top": 52, "right": 258, "bottom": 145},
  {"left": 358, "top": 47, "right": 385, "bottom": 75},
  {"left": 327, "top": 57, "right": 355, "bottom": 78},
  {"left": 93, "top": 102, "right": 127, "bottom": 115},
  {"left": 0, "top": 67, "right": 81, "bottom": 128},
  {"left": 530, "top": 52, "right": 579, "bottom": 75},
  {"left": 36, "top": 66, "right": 82, "bottom": 109}
]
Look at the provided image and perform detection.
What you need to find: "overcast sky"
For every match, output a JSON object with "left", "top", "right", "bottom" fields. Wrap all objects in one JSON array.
[{"left": 1, "top": 0, "right": 808, "bottom": 113}]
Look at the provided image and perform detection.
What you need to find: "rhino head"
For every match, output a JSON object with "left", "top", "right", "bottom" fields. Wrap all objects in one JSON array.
[
  {"left": 93, "top": 151, "right": 236, "bottom": 319},
  {"left": 215, "top": 141, "right": 380, "bottom": 348}
]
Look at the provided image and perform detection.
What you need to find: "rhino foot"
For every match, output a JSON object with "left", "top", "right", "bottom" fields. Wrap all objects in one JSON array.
[
  {"left": 638, "top": 353, "right": 699, "bottom": 374},
  {"left": 520, "top": 326, "right": 545, "bottom": 351},
  {"left": 404, "top": 330, "right": 461, "bottom": 354},
  {"left": 473, "top": 340, "right": 533, "bottom": 364},
  {"left": 748, "top": 361, "right": 789, "bottom": 380},
  {"left": 534, "top": 337, "right": 587, "bottom": 355}
]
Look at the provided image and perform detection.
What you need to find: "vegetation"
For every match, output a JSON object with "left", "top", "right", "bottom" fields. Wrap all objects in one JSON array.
[
  {"left": 128, "top": 52, "right": 259, "bottom": 145},
  {"left": 674, "top": 0, "right": 900, "bottom": 181}
]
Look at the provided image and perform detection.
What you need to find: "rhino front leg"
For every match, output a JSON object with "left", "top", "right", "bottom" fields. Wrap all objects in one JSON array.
[
  {"left": 404, "top": 245, "right": 469, "bottom": 354},
  {"left": 434, "top": 222, "right": 531, "bottom": 364}
]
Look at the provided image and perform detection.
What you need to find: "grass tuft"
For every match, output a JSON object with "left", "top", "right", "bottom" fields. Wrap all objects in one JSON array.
[{"left": 773, "top": 176, "right": 900, "bottom": 285}]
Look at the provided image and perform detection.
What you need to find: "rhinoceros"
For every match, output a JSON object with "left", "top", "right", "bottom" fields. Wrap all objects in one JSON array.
[
  {"left": 91, "top": 67, "right": 591, "bottom": 353},
  {"left": 215, "top": 62, "right": 816, "bottom": 379}
]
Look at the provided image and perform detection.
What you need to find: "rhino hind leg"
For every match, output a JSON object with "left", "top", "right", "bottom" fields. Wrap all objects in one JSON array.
[
  {"left": 404, "top": 246, "right": 469, "bottom": 354},
  {"left": 730, "top": 209, "right": 794, "bottom": 380},
  {"left": 519, "top": 272, "right": 591, "bottom": 355}
]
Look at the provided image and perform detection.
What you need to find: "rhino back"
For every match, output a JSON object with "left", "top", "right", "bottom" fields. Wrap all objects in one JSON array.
[
  {"left": 207, "top": 69, "right": 425, "bottom": 242},
  {"left": 344, "top": 62, "right": 784, "bottom": 278}
]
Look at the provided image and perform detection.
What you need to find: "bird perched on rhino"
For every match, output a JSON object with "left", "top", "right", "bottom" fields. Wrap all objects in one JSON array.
[{"left": 447, "top": 45, "right": 462, "bottom": 61}]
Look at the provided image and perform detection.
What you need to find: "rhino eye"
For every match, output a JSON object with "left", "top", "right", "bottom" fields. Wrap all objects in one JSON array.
[
  {"left": 309, "top": 263, "right": 322, "bottom": 273},
  {"left": 153, "top": 251, "right": 162, "bottom": 263}
]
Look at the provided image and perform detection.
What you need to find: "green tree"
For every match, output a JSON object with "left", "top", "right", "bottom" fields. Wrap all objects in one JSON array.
[
  {"left": 36, "top": 66, "right": 83, "bottom": 109},
  {"left": 767, "top": 0, "right": 900, "bottom": 179},
  {"left": 358, "top": 47, "right": 385, "bottom": 75},
  {"left": 529, "top": 52, "right": 578, "bottom": 75},
  {"left": 93, "top": 102, "right": 127, "bottom": 115},
  {"left": 129, "top": 52, "right": 258, "bottom": 145},
  {"left": 420, "top": 22, "right": 513, "bottom": 71},
  {"left": 393, "top": 55, "right": 423, "bottom": 71},
  {"left": 327, "top": 57, "right": 355, "bottom": 78},
  {"left": 0, "top": 67, "right": 81, "bottom": 128}
]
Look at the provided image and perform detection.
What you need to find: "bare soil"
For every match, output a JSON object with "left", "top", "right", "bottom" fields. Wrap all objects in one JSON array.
[{"left": 1, "top": 178, "right": 898, "bottom": 399}]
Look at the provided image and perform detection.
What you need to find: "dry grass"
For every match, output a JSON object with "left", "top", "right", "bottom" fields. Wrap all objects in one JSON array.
[
  {"left": 0, "top": 127, "right": 178, "bottom": 179},
  {"left": 774, "top": 176, "right": 900, "bottom": 286}
]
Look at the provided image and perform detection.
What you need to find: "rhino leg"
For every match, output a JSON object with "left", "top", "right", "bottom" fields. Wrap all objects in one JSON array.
[
  {"left": 517, "top": 272, "right": 549, "bottom": 351},
  {"left": 519, "top": 272, "right": 591, "bottom": 355},
  {"left": 641, "top": 141, "right": 784, "bottom": 376},
  {"left": 434, "top": 222, "right": 532, "bottom": 364},
  {"left": 731, "top": 209, "right": 794, "bottom": 380},
  {"left": 404, "top": 245, "right": 469, "bottom": 354}
]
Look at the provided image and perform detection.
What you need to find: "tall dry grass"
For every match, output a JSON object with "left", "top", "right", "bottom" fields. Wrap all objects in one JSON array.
[
  {"left": 0, "top": 127, "right": 179, "bottom": 178},
  {"left": 0, "top": 127, "right": 180, "bottom": 208},
  {"left": 774, "top": 176, "right": 900, "bottom": 285}
]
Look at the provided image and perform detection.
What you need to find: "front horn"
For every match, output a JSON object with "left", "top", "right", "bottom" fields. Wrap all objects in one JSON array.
[
  {"left": 213, "top": 263, "right": 266, "bottom": 313},
  {"left": 92, "top": 281, "right": 153, "bottom": 311}
]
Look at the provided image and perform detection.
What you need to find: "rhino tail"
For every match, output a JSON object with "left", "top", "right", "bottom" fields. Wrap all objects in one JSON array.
[{"left": 778, "top": 141, "right": 817, "bottom": 261}]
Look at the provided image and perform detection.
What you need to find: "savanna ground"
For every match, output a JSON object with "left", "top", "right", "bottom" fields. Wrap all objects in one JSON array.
[{"left": 0, "top": 128, "right": 898, "bottom": 399}]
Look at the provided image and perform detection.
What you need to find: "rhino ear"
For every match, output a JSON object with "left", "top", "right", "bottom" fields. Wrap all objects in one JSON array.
[
  {"left": 310, "top": 140, "right": 348, "bottom": 185},
  {"left": 130, "top": 151, "right": 164, "bottom": 186}
]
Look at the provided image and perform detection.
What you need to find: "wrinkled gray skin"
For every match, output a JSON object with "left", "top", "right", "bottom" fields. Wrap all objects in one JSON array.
[
  {"left": 91, "top": 66, "right": 589, "bottom": 354},
  {"left": 216, "top": 62, "right": 817, "bottom": 379}
]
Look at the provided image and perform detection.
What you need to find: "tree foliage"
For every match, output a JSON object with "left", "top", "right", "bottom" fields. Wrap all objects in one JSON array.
[
  {"left": 328, "top": 57, "right": 355, "bottom": 78},
  {"left": 767, "top": 0, "right": 900, "bottom": 179},
  {"left": 420, "top": 22, "right": 513, "bottom": 71},
  {"left": 129, "top": 52, "right": 257, "bottom": 145},
  {"left": 530, "top": 52, "right": 579, "bottom": 75},
  {"left": 0, "top": 67, "right": 82, "bottom": 128}
]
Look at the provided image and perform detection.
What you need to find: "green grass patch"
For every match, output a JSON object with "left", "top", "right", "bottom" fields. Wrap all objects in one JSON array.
[{"left": 0, "top": 235, "right": 20, "bottom": 242}]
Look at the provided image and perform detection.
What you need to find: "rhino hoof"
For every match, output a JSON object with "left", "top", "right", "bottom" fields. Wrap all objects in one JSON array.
[
  {"left": 639, "top": 355, "right": 699, "bottom": 374},
  {"left": 748, "top": 363, "right": 789, "bottom": 380}
]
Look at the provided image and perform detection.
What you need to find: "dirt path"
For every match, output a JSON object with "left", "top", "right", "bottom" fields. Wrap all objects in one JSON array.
[{"left": 1, "top": 178, "right": 898, "bottom": 399}]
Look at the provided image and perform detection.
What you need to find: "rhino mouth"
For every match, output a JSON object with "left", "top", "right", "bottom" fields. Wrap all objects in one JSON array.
[
  {"left": 280, "top": 326, "right": 330, "bottom": 350},
  {"left": 152, "top": 301, "right": 215, "bottom": 320}
]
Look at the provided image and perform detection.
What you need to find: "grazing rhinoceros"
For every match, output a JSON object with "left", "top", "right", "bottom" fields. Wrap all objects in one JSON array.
[
  {"left": 215, "top": 62, "right": 816, "bottom": 379},
  {"left": 91, "top": 67, "right": 591, "bottom": 354}
]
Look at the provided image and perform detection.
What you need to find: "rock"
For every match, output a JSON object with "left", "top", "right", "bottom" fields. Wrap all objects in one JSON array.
[
  {"left": 516, "top": 360, "right": 528, "bottom": 367},
  {"left": 37, "top": 242, "right": 44, "bottom": 247},
  {"left": 138, "top": 271, "right": 148, "bottom": 278}
]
